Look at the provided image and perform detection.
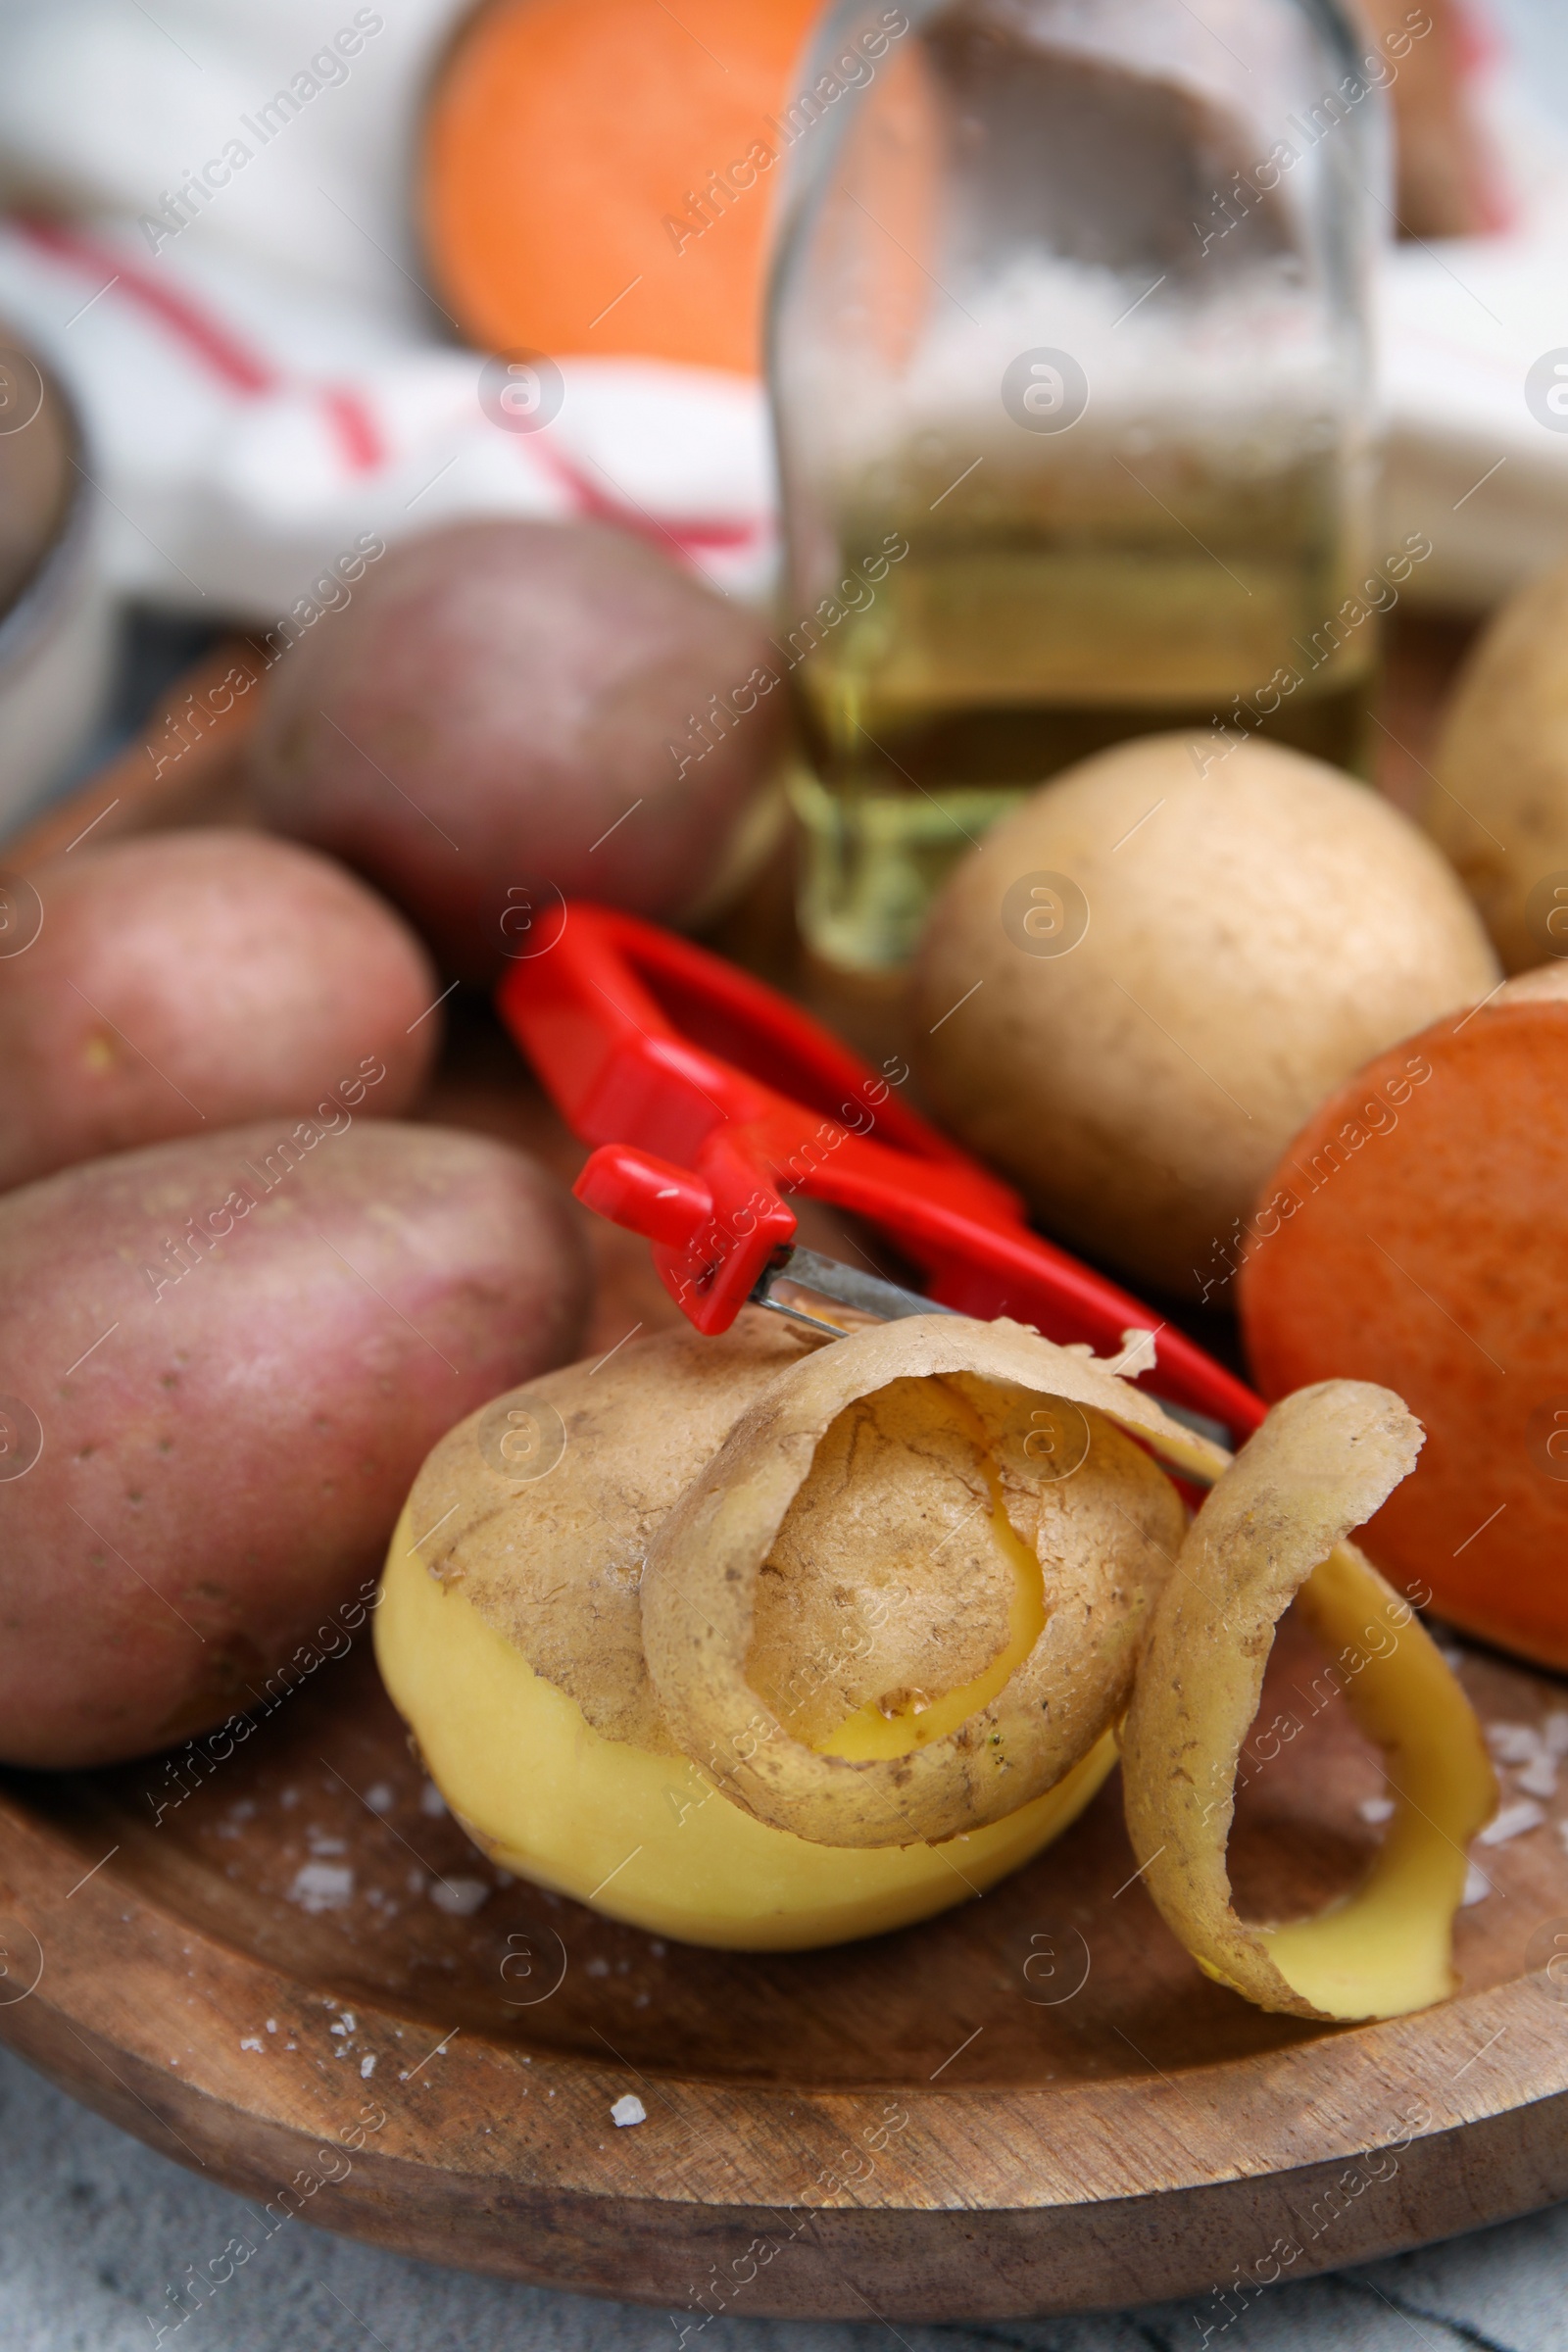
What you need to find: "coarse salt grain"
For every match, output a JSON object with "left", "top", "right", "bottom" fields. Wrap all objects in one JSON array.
[
  {"left": 1478, "top": 1798, "right": 1545, "bottom": 1846},
  {"left": 361, "top": 2054, "right": 376, "bottom": 2079},
  {"left": 286, "top": 1862, "right": 354, "bottom": 1913},
  {"left": 612, "top": 2094, "right": 646, "bottom": 2128},
  {"left": 1485, "top": 1722, "right": 1561, "bottom": 1797},
  {"left": 1358, "top": 1795, "right": 1395, "bottom": 1825},
  {"left": 429, "top": 1877, "right": 490, "bottom": 1918},
  {"left": 1461, "top": 1863, "right": 1492, "bottom": 1906}
]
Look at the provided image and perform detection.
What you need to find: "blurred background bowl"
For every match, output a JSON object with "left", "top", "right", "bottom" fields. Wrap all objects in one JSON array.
[{"left": 0, "top": 321, "right": 111, "bottom": 837}]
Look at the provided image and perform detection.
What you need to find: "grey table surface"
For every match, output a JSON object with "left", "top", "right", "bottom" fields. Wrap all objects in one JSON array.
[
  {"left": 3, "top": 2034, "right": 1568, "bottom": 2352},
  {"left": 8, "top": 0, "right": 1568, "bottom": 2345}
]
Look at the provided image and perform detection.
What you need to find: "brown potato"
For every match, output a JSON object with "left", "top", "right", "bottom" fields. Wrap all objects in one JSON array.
[
  {"left": 376, "top": 1309, "right": 1217, "bottom": 1946},
  {"left": 0, "top": 829, "right": 440, "bottom": 1191},
  {"left": 1427, "top": 555, "right": 1568, "bottom": 971},
  {"left": 247, "top": 518, "right": 788, "bottom": 976},
  {"left": 911, "top": 735, "right": 1498, "bottom": 1298},
  {"left": 0, "top": 1119, "right": 590, "bottom": 1767}
]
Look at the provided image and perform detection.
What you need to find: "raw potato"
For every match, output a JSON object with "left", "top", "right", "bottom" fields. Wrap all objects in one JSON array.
[
  {"left": 1239, "top": 964, "right": 1568, "bottom": 1669},
  {"left": 0, "top": 1121, "right": 590, "bottom": 1768},
  {"left": 1121, "top": 1383, "right": 1494, "bottom": 2021},
  {"left": 1427, "top": 557, "right": 1568, "bottom": 970},
  {"left": 0, "top": 829, "right": 440, "bottom": 1191},
  {"left": 248, "top": 518, "right": 788, "bottom": 977},
  {"left": 404, "top": 1313, "right": 813, "bottom": 1761},
  {"left": 642, "top": 1314, "right": 1211, "bottom": 1847},
  {"left": 380, "top": 1315, "right": 1490, "bottom": 1993},
  {"left": 376, "top": 1516, "right": 1119, "bottom": 1952},
  {"left": 911, "top": 735, "right": 1499, "bottom": 1298},
  {"left": 377, "top": 1312, "right": 1220, "bottom": 1944},
  {"left": 1361, "top": 0, "right": 1502, "bottom": 239}
]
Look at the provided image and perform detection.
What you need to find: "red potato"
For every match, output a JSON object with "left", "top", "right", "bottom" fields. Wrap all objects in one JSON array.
[
  {"left": 0, "top": 830, "right": 441, "bottom": 1191},
  {"left": 1361, "top": 0, "right": 1505, "bottom": 240},
  {"left": 1238, "top": 966, "right": 1568, "bottom": 1669},
  {"left": 0, "top": 1120, "right": 591, "bottom": 1767},
  {"left": 246, "top": 519, "right": 789, "bottom": 977}
]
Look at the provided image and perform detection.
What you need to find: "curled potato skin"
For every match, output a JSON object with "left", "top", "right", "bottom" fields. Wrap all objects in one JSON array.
[
  {"left": 1120, "top": 1380, "right": 1491, "bottom": 2020},
  {"left": 396, "top": 1326, "right": 1490, "bottom": 2003},
  {"left": 403, "top": 1314, "right": 812, "bottom": 1751},
  {"left": 641, "top": 1315, "right": 1208, "bottom": 1849}
]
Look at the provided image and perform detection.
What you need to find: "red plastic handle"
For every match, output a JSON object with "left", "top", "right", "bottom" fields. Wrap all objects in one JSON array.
[
  {"left": 497, "top": 905, "right": 1263, "bottom": 1442},
  {"left": 576, "top": 1145, "right": 713, "bottom": 1248}
]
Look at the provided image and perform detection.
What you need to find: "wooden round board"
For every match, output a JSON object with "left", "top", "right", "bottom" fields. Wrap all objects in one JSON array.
[
  {"left": 4, "top": 1572, "right": 1568, "bottom": 2322},
  {"left": 3, "top": 634, "right": 1568, "bottom": 2322}
]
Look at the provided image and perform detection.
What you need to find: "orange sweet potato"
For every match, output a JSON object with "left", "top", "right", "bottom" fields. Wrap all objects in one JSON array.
[
  {"left": 421, "top": 0, "right": 824, "bottom": 373},
  {"left": 1238, "top": 966, "right": 1568, "bottom": 1668}
]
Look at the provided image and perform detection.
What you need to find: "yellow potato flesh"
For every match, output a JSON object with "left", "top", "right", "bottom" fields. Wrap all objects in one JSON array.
[
  {"left": 375, "top": 1504, "right": 1113, "bottom": 1951},
  {"left": 1261, "top": 1544, "right": 1494, "bottom": 2019},
  {"left": 814, "top": 1439, "right": 1048, "bottom": 1762}
]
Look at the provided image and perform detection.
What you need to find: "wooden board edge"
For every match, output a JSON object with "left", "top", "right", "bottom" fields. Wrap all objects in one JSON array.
[
  {"left": 4, "top": 1982, "right": 1567, "bottom": 2322},
  {"left": 5, "top": 1779, "right": 1568, "bottom": 2320}
]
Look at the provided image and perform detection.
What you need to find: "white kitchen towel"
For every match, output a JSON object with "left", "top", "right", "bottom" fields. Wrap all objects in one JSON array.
[
  {"left": 0, "top": 211, "right": 777, "bottom": 619},
  {"left": 0, "top": 0, "right": 777, "bottom": 619},
  {"left": 0, "top": 0, "right": 1563, "bottom": 620}
]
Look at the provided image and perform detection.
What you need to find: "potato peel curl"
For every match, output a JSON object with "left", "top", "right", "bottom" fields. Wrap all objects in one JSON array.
[
  {"left": 1120, "top": 1381, "right": 1495, "bottom": 2021},
  {"left": 641, "top": 1313, "right": 1222, "bottom": 1848},
  {"left": 400, "top": 1315, "right": 1492, "bottom": 2014}
]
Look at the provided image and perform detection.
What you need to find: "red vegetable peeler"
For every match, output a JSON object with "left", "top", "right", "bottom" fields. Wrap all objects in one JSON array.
[{"left": 496, "top": 903, "right": 1262, "bottom": 1449}]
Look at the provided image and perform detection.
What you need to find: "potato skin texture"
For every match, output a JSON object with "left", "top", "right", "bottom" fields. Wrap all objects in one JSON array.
[
  {"left": 0, "top": 1120, "right": 590, "bottom": 1767},
  {"left": 0, "top": 830, "right": 440, "bottom": 1191},
  {"left": 911, "top": 735, "right": 1498, "bottom": 1298},
  {"left": 247, "top": 518, "right": 787, "bottom": 975},
  {"left": 1428, "top": 557, "right": 1568, "bottom": 971}
]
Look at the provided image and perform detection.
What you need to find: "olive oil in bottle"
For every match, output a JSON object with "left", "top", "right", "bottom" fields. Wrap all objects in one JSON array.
[{"left": 768, "top": 0, "right": 1384, "bottom": 973}]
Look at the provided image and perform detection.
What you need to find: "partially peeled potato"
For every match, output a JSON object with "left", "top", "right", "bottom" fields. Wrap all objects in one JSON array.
[{"left": 375, "top": 1311, "right": 1494, "bottom": 2012}]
